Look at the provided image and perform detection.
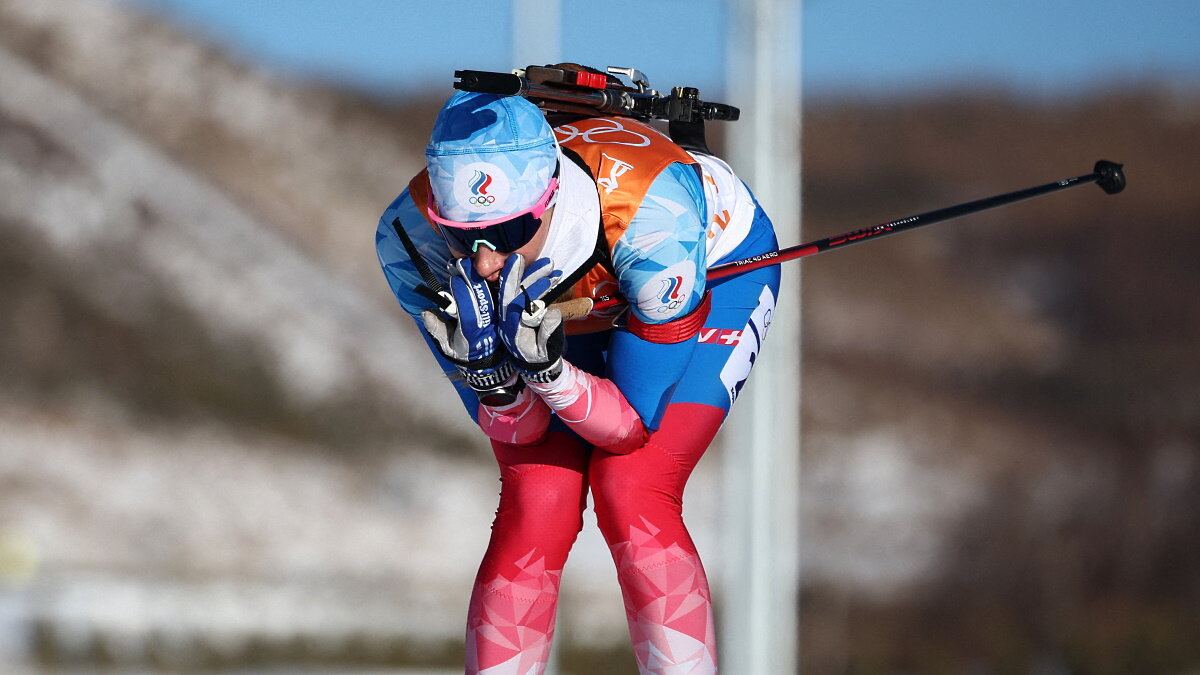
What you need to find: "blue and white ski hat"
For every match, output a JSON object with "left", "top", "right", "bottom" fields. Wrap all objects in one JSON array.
[{"left": 425, "top": 91, "right": 558, "bottom": 224}]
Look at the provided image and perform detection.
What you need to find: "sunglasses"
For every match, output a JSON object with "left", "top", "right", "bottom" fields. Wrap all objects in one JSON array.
[{"left": 427, "top": 176, "right": 559, "bottom": 255}]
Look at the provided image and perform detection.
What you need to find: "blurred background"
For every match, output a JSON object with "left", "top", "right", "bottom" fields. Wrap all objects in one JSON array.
[{"left": 1, "top": 0, "right": 1198, "bottom": 673}]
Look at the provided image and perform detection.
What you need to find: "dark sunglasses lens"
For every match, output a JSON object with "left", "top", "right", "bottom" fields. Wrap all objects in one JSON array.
[
  {"left": 440, "top": 226, "right": 477, "bottom": 254},
  {"left": 495, "top": 213, "right": 541, "bottom": 251},
  {"left": 441, "top": 214, "right": 542, "bottom": 254}
]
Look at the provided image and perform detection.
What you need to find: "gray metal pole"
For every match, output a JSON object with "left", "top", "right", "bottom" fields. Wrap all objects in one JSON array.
[
  {"left": 722, "top": 0, "right": 802, "bottom": 673},
  {"left": 511, "top": 7, "right": 565, "bottom": 674},
  {"left": 512, "top": 0, "right": 560, "bottom": 70}
]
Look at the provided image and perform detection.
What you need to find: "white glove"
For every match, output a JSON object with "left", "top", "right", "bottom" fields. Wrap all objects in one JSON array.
[{"left": 496, "top": 255, "right": 564, "bottom": 383}]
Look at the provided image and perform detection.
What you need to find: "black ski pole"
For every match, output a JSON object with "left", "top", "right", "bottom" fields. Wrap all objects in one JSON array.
[
  {"left": 562, "top": 160, "right": 1125, "bottom": 317},
  {"left": 706, "top": 159, "right": 1126, "bottom": 280}
]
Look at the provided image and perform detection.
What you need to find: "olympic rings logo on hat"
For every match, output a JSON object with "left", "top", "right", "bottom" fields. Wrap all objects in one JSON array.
[{"left": 449, "top": 163, "right": 512, "bottom": 213}]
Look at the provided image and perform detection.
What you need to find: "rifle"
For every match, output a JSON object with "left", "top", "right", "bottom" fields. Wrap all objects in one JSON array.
[{"left": 453, "top": 65, "right": 739, "bottom": 154}]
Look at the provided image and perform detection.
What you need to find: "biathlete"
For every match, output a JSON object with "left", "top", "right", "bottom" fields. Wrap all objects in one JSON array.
[{"left": 375, "top": 70, "right": 780, "bottom": 674}]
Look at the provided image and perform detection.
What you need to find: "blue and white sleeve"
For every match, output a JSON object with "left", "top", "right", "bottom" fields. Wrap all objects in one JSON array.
[{"left": 610, "top": 162, "right": 708, "bottom": 324}]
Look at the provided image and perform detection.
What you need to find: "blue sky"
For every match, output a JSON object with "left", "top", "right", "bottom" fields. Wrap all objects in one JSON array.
[{"left": 122, "top": 0, "right": 1200, "bottom": 100}]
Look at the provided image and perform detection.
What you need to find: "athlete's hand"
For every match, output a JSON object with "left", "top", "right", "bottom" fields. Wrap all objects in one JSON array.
[
  {"left": 422, "top": 258, "right": 513, "bottom": 392},
  {"left": 497, "top": 255, "right": 565, "bottom": 382}
]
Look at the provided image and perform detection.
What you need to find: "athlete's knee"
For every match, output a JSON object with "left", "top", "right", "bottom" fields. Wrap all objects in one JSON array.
[
  {"left": 490, "top": 435, "right": 588, "bottom": 543},
  {"left": 496, "top": 465, "right": 587, "bottom": 537},
  {"left": 590, "top": 451, "right": 683, "bottom": 545}
]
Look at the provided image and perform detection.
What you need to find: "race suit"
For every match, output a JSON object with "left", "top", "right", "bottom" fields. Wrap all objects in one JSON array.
[{"left": 376, "top": 116, "right": 780, "bottom": 675}]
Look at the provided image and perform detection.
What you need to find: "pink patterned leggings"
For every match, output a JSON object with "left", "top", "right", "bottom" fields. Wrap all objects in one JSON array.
[{"left": 465, "top": 401, "right": 726, "bottom": 675}]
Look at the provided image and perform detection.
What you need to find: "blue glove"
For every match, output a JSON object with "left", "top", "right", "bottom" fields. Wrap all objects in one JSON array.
[
  {"left": 421, "top": 258, "right": 513, "bottom": 392},
  {"left": 497, "top": 256, "right": 565, "bottom": 383}
]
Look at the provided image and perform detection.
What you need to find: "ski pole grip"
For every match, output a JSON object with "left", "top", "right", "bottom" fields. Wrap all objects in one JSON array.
[{"left": 550, "top": 297, "right": 594, "bottom": 321}]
